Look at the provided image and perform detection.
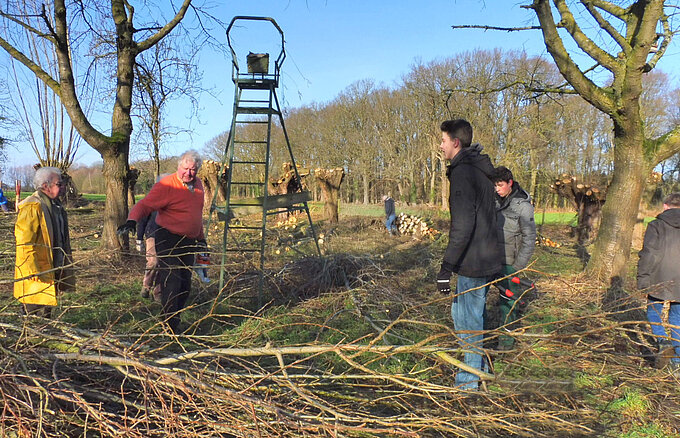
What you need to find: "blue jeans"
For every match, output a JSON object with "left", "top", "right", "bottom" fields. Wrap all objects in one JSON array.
[
  {"left": 451, "top": 275, "right": 490, "bottom": 389},
  {"left": 647, "top": 299, "right": 680, "bottom": 364},
  {"left": 385, "top": 213, "right": 396, "bottom": 234}
]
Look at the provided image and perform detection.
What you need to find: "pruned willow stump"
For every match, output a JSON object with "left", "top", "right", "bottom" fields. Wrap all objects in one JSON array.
[
  {"left": 550, "top": 174, "right": 606, "bottom": 245},
  {"left": 199, "top": 159, "right": 228, "bottom": 215},
  {"left": 269, "top": 162, "right": 309, "bottom": 195},
  {"left": 315, "top": 167, "right": 345, "bottom": 224},
  {"left": 127, "top": 167, "right": 140, "bottom": 207}
]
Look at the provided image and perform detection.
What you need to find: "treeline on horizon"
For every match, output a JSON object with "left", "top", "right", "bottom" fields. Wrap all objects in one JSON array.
[{"left": 6, "top": 49, "right": 680, "bottom": 208}]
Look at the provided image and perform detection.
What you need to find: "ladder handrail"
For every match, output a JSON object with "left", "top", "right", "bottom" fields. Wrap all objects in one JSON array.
[{"left": 226, "top": 16, "right": 286, "bottom": 77}]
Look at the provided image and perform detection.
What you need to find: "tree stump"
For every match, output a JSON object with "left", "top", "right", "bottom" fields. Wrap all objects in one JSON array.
[
  {"left": 33, "top": 163, "right": 83, "bottom": 207},
  {"left": 315, "top": 167, "right": 345, "bottom": 224},
  {"left": 198, "top": 160, "right": 228, "bottom": 214},
  {"left": 550, "top": 173, "right": 606, "bottom": 245},
  {"left": 127, "top": 167, "right": 140, "bottom": 207},
  {"left": 269, "top": 162, "right": 309, "bottom": 195}
]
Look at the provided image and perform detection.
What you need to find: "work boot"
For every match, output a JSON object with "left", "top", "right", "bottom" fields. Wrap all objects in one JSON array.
[{"left": 655, "top": 340, "right": 674, "bottom": 369}]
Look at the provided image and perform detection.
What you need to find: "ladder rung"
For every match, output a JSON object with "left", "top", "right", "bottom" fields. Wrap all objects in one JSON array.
[
  {"left": 266, "top": 207, "right": 305, "bottom": 216},
  {"left": 236, "top": 107, "right": 280, "bottom": 115},
  {"left": 235, "top": 120, "right": 269, "bottom": 124},
  {"left": 227, "top": 225, "right": 262, "bottom": 230},
  {"left": 239, "top": 99, "right": 270, "bottom": 104},
  {"left": 234, "top": 140, "right": 267, "bottom": 144},
  {"left": 232, "top": 160, "right": 267, "bottom": 165},
  {"left": 230, "top": 181, "right": 265, "bottom": 186}
]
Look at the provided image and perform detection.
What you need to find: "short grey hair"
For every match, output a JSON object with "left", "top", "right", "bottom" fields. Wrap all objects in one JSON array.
[
  {"left": 34, "top": 167, "right": 62, "bottom": 188},
  {"left": 178, "top": 150, "right": 202, "bottom": 169}
]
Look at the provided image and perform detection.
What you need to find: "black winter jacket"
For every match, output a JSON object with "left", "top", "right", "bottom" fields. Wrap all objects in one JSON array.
[
  {"left": 637, "top": 207, "right": 680, "bottom": 301},
  {"left": 442, "top": 145, "right": 501, "bottom": 278},
  {"left": 384, "top": 197, "right": 395, "bottom": 218}
]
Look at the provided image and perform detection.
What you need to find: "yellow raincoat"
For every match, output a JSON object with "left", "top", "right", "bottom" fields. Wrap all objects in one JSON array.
[{"left": 14, "top": 191, "right": 73, "bottom": 306}]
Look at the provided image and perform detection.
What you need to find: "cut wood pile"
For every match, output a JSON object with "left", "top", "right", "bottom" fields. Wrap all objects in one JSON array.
[
  {"left": 536, "top": 233, "right": 562, "bottom": 248},
  {"left": 395, "top": 213, "right": 439, "bottom": 238}
]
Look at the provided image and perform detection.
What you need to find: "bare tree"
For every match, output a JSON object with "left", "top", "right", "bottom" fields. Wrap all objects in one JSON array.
[
  {"left": 456, "top": 1, "right": 680, "bottom": 280},
  {"left": 530, "top": 0, "right": 680, "bottom": 280},
  {"left": 132, "top": 35, "right": 201, "bottom": 181},
  {"left": 0, "top": 1, "right": 200, "bottom": 250}
]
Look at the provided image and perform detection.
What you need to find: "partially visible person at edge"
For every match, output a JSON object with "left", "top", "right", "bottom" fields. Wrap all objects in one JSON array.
[
  {"left": 436, "top": 119, "right": 501, "bottom": 390},
  {"left": 0, "top": 186, "right": 9, "bottom": 212},
  {"left": 382, "top": 194, "right": 397, "bottom": 235},
  {"left": 491, "top": 166, "right": 536, "bottom": 350},
  {"left": 14, "top": 167, "right": 75, "bottom": 317},
  {"left": 136, "top": 210, "right": 160, "bottom": 302},
  {"left": 118, "top": 151, "right": 205, "bottom": 333},
  {"left": 637, "top": 192, "right": 680, "bottom": 374}
]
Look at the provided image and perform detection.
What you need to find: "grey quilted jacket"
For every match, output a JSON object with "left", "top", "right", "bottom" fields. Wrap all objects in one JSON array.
[{"left": 495, "top": 183, "right": 536, "bottom": 270}]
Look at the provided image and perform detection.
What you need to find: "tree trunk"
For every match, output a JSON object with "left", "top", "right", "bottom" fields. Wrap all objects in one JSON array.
[
  {"left": 362, "top": 174, "right": 369, "bottom": 205},
  {"left": 127, "top": 167, "right": 140, "bottom": 207},
  {"left": 199, "top": 160, "right": 227, "bottom": 214},
  {"left": 316, "top": 168, "right": 345, "bottom": 224},
  {"left": 101, "top": 150, "right": 129, "bottom": 250},
  {"left": 586, "top": 125, "right": 649, "bottom": 280},
  {"left": 429, "top": 149, "right": 437, "bottom": 205}
]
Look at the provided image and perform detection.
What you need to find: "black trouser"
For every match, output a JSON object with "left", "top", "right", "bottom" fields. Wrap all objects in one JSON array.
[{"left": 154, "top": 227, "right": 196, "bottom": 332}]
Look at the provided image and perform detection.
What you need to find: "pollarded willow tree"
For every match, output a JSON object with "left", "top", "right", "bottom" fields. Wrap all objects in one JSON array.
[
  {"left": 0, "top": 1, "right": 198, "bottom": 250},
  {"left": 459, "top": 1, "right": 680, "bottom": 280},
  {"left": 528, "top": 0, "right": 680, "bottom": 281}
]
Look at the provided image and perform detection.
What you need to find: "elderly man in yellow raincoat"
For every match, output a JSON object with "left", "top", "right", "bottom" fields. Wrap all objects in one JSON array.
[{"left": 14, "top": 167, "right": 74, "bottom": 317}]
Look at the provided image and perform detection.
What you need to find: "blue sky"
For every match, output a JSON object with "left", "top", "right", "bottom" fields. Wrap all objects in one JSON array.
[{"left": 5, "top": 0, "right": 680, "bottom": 170}]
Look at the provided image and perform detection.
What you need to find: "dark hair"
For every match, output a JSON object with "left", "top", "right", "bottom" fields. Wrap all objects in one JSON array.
[
  {"left": 491, "top": 166, "right": 514, "bottom": 184},
  {"left": 664, "top": 192, "right": 680, "bottom": 207},
  {"left": 440, "top": 119, "right": 472, "bottom": 148}
]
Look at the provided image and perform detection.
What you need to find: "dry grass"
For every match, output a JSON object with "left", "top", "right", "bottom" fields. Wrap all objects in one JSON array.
[{"left": 1, "top": 207, "right": 679, "bottom": 437}]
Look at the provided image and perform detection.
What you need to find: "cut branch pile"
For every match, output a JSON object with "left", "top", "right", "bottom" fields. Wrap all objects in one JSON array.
[{"left": 395, "top": 213, "right": 439, "bottom": 238}]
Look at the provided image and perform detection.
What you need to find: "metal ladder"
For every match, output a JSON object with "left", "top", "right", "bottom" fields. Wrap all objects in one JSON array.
[{"left": 218, "top": 16, "right": 320, "bottom": 306}]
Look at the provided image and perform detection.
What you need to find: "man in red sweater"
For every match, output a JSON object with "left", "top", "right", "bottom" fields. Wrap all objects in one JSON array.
[{"left": 118, "top": 150, "right": 205, "bottom": 333}]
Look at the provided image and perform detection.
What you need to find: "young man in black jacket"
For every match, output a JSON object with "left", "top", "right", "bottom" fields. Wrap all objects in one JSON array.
[
  {"left": 436, "top": 119, "right": 501, "bottom": 390},
  {"left": 638, "top": 192, "right": 680, "bottom": 373}
]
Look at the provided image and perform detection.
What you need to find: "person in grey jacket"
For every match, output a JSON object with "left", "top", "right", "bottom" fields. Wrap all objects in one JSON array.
[
  {"left": 492, "top": 166, "right": 536, "bottom": 349},
  {"left": 637, "top": 192, "right": 680, "bottom": 372}
]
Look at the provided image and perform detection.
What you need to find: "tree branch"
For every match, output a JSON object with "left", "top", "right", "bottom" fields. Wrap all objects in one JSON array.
[
  {"left": 643, "top": 14, "right": 671, "bottom": 72},
  {"left": 0, "top": 9, "right": 56, "bottom": 42},
  {"left": 582, "top": 1, "right": 630, "bottom": 54},
  {"left": 529, "top": 0, "right": 615, "bottom": 114},
  {"left": 651, "top": 125, "right": 680, "bottom": 164},
  {"left": 52, "top": 0, "right": 109, "bottom": 149},
  {"left": 586, "top": 0, "right": 627, "bottom": 18},
  {"left": 0, "top": 35, "right": 60, "bottom": 93},
  {"left": 450, "top": 24, "right": 542, "bottom": 31},
  {"left": 136, "top": 0, "right": 192, "bottom": 53},
  {"left": 554, "top": 0, "right": 620, "bottom": 73}
]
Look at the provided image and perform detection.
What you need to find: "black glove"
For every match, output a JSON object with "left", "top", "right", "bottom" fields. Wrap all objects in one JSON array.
[
  {"left": 436, "top": 266, "right": 452, "bottom": 295},
  {"left": 197, "top": 238, "right": 207, "bottom": 249},
  {"left": 116, "top": 219, "right": 137, "bottom": 236}
]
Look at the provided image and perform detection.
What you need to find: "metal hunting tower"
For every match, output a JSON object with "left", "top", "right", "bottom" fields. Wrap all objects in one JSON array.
[{"left": 217, "top": 16, "right": 320, "bottom": 305}]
